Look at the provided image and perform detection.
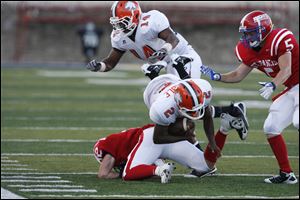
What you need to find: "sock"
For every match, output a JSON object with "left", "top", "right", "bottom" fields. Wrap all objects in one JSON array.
[
  {"left": 123, "top": 164, "right": 156, "bottom": 181},
  {"left": 267, "top": 134, "right": 292, "bottom": 173},
  {"left": 204, "top": 130, "right": 227, "bottom": 163}
]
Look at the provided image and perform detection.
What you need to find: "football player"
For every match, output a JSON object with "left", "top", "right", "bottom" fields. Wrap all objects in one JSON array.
[
  {"left": 86, "top": 1, "right": 203, "bottom": 78},
  {"left": 93, "top": 115, "right": 236, "bottom": 183},
  {"left": 200, "top": 10, "right": 298, "bottom": 184},
  {"left": 86, "top": 1, "right": 249, "bottom": 143}
]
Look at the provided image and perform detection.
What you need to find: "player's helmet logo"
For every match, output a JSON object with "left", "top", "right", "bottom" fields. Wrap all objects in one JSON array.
[
  {"left": 174, "top": 80, "right": 206, "bottom": 120},
  {"left": 110, "top": 1, "right": 142, "bottom": 36},
  {"left": 239, "top": 10, "right": 273, "bottom": 48}
]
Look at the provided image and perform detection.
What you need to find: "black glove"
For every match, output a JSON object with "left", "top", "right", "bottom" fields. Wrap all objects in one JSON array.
[
  {"left": 141, "top": 61, "right": 166, "bottom": 80},
  {"left": 148, "top": 49, "right": 168, "bottom": 64},
  {"left": 86, "top": 59, "right": 101, "bottom": 72}
]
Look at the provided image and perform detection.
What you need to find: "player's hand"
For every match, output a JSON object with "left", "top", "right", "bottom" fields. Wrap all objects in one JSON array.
[
  {"left": 209, "top": 144, "right": 222, "bottom": 159},
  {"left": 258, "top": 82, "right": 276, "bottom": 100},
  {"left": 141, "top": 61, "right": 167, "bottom": 79},
  {"left": 86, "top": 59, "right": 101, "bottom": 72},
  {"left": 200, "top": 65, "right": 221, "bottom": 81},
  {"left": 148, "top": 49, "right": 168, "bottom": 64}
]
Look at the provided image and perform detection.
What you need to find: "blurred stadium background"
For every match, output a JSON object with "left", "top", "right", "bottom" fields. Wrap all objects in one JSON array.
[{"left": 1, "top": 1, "right": 299, "bottom": 67}]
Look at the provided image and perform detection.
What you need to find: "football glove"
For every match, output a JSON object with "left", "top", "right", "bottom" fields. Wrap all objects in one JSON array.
[
  {"left": 86, "top": 59, "right": 101, "bottom": 72},
  {"left": 141, "top": 61, "right": 167, "bottom": 80},
  {"left": 258, "top": 82, "right": 276, "bottom": 100},
  {"left": 148, "top": 49, "right": 168, "bottom": 64},
  {"left": 200, "top": 65, "right": 221, "bottom": 81}
]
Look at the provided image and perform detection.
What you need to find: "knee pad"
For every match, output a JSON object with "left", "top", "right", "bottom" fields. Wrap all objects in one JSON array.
[{"left": 263, "top": 113, "right": 282, "bottom": 135}]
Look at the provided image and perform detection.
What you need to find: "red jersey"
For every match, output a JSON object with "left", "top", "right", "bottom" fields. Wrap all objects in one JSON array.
[
  {"left": 235, "top": 28, "right": 299, "bottom": 88},
  {"left": 93, "top": 124, "right": 154, "bottom": 167}
]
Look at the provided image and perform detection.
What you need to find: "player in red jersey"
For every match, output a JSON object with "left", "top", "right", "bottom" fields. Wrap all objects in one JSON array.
[
  {"left": 200, "top": 10, "right": 298, "bottom": 184},
  {"left": 93, "top": 116, "right": 240, "bottom": 183}
]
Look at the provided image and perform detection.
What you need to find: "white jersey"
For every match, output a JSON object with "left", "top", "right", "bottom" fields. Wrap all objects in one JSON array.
[
  {"left": 143, "top": 74, "right": 213, "bottom": 126},
  {"left": 111, "top": 10, "right": 189, "bottom": 62}
]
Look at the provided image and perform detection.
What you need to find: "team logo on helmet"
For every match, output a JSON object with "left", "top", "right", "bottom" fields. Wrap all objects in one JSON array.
[{"left": 125, "top": 1, "right": 137, "bottom": 10}]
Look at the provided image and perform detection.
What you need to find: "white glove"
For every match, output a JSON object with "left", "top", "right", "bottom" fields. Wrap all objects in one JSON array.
[{"left": 258, "top": 82, "right": 276, "bottom": 100}]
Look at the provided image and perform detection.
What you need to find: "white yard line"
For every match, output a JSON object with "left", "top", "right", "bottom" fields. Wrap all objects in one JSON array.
[
  {"left": 1, "top": 139, "right": 298, "bottom": 146},
  {"left": 19, "top": 188, "right": 97, "bottom": 193},
  {"left": 2, "top": 127, "right": 126, "bottom": 131},
  {"left": 37, "top": 70, "right": 128, "bottom": 78},
  {"left": 2, "top": 172, "right": 299, "bottom": 177},
  {"left": 1, "top": 160, "right": 18, "bottom": 163},
  {"left": 1, "top": 176, "right": 61, "bottom": 179},
  {"left": 34, "top": 194, "right": 299, "bottom": 199},
  {"left": 4, "top": 116, "right": 140, "bottom": 121},
  {"left": 1, "top": 180, "right": 71, "bottom": 183},
  {"left": 1, "top": 187, "right": 26, "bottom": 199},
  {"left": 1, "top": 168, "right": 37, "bottom": 171},
  {"left": 1, "top": 164, "right": 29, "bottom": 167},
  {"left": 7, "top": 185, "right": 84, "bottom": 188},
  {"left": 1, "top": 153, "right": 298, "bottom": 158}
]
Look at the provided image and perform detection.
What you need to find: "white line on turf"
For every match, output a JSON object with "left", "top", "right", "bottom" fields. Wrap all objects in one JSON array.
[
  {"left": 1, "top": 176, "right": 61, "bottom": 179},
  {"left": 1, "top": 164, "right": 28, "bottom": 167},
  {"left": 1, "top": 139, "right": 298, "bottom": 145},
  {"left": 19, "top": 188, "right": 97, "bottom": 193},
  {"left": 1, "top": 187, "right": 26, "bottom": 199},
  {"left": 37, "top": 70, "right": 128, "bottom": 78},
  {"left": 33, "top": 194, "right": 300, "bottom": 199},
  {"left": 1, "top": 168, "right": 37, "bottom": 171},
  {"left": 1, "top": 160, "right": 18, "bottom": 163},
  {"left": 1, "top": 153, "right": 298, "bottom": 158},
  {"left": 1, "top": 180, "right": 71, "bottom": 183},
  {"left": 7, "top": 185, "right": 84, "bottom": 188},
  {"left": 1, "top": 172, "right": 299, "bottom": 177},
  {"left": 4, "top": 116, "right": 140, "bottom": 121}
]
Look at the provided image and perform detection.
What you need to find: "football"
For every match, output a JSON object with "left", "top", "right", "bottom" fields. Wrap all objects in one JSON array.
[{"left": 168, "top": 117, "right": 195, "bottom": 136}]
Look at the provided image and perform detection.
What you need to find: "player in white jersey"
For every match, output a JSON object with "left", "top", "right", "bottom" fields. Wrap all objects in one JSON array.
[
  {"left": 86, "top": 1, "right": 202, "bottom": 79},
  {"left": 86, "top": 1, "right": 249, "bottom": 140}
]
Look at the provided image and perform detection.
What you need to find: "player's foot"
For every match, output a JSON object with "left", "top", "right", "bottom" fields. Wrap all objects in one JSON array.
[
  {"left": 155, "top": 162, "right": 175, "bottom": 184},
  {"left": 184, "top": 167, "right": 217, "bottom": 178},
  {"left": 228, "top": 102, "right": 249, "bottom": 140},
  {"left": 264, "top": 170, "right": 298, "bottom": 184}
]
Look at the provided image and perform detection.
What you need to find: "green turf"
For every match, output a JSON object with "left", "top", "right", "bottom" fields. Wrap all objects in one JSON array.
[{"left": 1, "top": 67, "right": 299, "bottom": 199}]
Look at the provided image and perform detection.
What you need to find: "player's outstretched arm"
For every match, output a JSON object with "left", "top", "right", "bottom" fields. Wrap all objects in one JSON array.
[
  {"left": 97, "top": 154, "right": 120, "bottom": 179},
  {"left": 86, "top": 48, "right": 125, "bottom": 72},
  {"left": 200, "top": 63, "right": 252, "bottom": 83}
]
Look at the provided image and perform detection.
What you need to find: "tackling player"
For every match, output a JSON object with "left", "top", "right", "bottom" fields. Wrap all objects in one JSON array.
[
  {"left": 94, "top": 115, "right": 237, "bottom": 183},
  {"left": 200, "top": 10, "right": 298, "bottom": 184}
]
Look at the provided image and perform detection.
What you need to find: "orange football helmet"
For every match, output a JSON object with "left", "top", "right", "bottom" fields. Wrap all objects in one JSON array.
[
  {"left": 174, "top": 80, "right": 206, "bottom": 120},
  {"left": 110, "top": 1, "right": 142, "bottom": 36},
  {"left": 239, "top": 10, "right": 273, "bottom": 48}
]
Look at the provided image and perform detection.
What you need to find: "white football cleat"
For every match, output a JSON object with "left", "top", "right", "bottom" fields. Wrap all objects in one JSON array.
[{"left": 155, "top": 162, "right": 175, "bottom": 184}]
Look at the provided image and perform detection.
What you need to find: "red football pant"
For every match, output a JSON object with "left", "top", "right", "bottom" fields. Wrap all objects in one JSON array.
[{"left": 123, "top": 164, "right": 156, "bottom": 181}]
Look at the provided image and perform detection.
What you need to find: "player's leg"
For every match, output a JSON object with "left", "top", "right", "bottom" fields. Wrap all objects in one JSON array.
[
  {"left": 263, "top": 90, "right": 298, "bottom": 184},
  {"left": 292, "top": 85, "right": 299, "bottom": 130},
  {"left": 211, "top": 102, "right": 249, "bottom": 140},
  {"left": 122, "top": 128, "right": 174, "bottom": 183}
]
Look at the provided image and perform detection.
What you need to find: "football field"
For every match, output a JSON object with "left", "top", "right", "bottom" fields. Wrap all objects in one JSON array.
[{"left": 1, "top": 65, "right": 299, "bottom": 199}]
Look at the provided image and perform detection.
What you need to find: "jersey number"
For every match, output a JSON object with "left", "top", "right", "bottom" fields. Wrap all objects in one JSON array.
[
  {"left": 284, "top": 38, "right": 294, "bottom": 51},
  {"left": 164, "top": 107, "right": 175, "bottom": 118}
]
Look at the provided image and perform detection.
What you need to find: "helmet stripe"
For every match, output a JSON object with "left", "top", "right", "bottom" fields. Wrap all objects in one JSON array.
[
  {"left": 111, "top": 1, "right": 119, "bottom": 18},
  {"left": 180, "top": 81, "right": 198, "bottom": 108}
]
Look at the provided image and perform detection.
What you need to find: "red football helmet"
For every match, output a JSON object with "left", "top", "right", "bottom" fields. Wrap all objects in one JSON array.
[
  {"left": 110, "top": 1, "right": 142, "bottom": 36},
  {"left": 239, "top": 10, "right": 273, "bottom": 48},
  {"left": 174, "top": 80, "right": 206, "bottom": 120}
]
